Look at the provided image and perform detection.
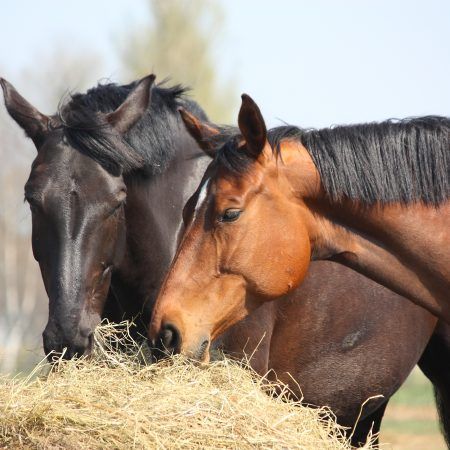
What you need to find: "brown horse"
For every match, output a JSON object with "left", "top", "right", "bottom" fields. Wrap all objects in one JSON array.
[
  {"left": 148, "top": 95, "right": 449, "bottom": 443},
  {"left": 149, "top": 94, "right": 449, "bottom": 358}
]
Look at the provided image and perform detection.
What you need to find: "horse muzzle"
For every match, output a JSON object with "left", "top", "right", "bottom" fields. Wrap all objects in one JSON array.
[
  {"left": 43, "top": 323, "right": 94, "bottom": 362},
  {"left": 150, "top": 322, "right": 210, "bottom": 363}
]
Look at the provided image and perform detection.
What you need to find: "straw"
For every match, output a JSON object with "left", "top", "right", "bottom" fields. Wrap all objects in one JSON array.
[{"left": 0, "top": 321, "right": 373, "bottom": 449}]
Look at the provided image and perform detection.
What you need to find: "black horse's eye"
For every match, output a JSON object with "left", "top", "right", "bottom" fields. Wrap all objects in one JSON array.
[
  {"left": 25, "top": 196, "right": 40, "bottom": 213},
  {"left": 219, "top": 209, "right": 242, "bottom": 223}
]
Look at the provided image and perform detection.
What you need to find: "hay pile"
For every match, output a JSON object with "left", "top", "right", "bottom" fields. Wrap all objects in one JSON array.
[{"left": 0, "top": 323, "right": 372, "bottom": 449}]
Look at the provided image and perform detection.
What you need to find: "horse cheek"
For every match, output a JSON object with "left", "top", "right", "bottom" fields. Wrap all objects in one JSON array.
[{"left": 282, "top": 222, "right": 311, "bottom": 295}]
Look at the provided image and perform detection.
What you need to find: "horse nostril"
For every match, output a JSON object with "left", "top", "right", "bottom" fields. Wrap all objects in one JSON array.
[
  {"left": 158, "top": 323, "right": 181, "bottom": 355},
  {"left": 150, "top": 323, "right": 183, "bottom": 361},
  {"left": 161, "top": 324, "right": 181, "bottom": 351},
  {"left": 199, "top": 339, "right": 209, "bottom": 356},
  {"left": 161, "top": 328, "right": 173, "bottom": 348}
]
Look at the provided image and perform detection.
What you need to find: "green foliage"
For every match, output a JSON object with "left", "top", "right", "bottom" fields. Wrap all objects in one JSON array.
[
  {"left": 383, "top": 418, "right": 441, "bottom": 435},
  {"left": 381, "top": 368, "right": 444, "bottom": 448},
  {"left": 390, "top": 368, "right": 435, "bottom": 406},
  {"left": 119, "top": 0, "right": 235, "bottom": 123}
]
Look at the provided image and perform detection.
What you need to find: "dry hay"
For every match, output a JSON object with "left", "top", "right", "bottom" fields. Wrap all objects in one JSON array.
[{"left": 0, "top": 322, "right": 373, "bottom": 449}]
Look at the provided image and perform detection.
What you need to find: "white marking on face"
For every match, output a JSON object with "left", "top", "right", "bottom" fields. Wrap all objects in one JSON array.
[{"left": 193, "top": 177, "right": 210, "bottom": 219}]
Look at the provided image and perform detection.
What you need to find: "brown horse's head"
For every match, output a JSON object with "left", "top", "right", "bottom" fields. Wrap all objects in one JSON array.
[
  {"left": 1, "top": 75, "right": 154, "bottom": 360},
  {"left": 150, "top": 95, "right": 316, "bottom": 361}
]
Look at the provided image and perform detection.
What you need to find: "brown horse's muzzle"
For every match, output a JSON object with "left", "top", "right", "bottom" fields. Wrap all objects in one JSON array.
[{"left": 150, "top": 322, "right": 210, "bottom": 363}]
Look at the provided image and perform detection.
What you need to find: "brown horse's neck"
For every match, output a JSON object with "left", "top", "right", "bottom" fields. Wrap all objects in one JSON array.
[{"left": 279, "top": 141, "right": 450, "bottom": 321}]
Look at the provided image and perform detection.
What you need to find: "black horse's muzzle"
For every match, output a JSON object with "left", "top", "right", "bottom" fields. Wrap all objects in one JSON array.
[{"left": 43, "top": 324, "right": 94, "bottom": 362}]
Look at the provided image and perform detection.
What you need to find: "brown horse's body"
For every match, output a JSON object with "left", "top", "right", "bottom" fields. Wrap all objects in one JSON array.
[
  {"left": 302, "top": 183, "right": 450, "bottom": 320},
  {"left": 215, "top": 261, "right": 437, "bottom": 443}
]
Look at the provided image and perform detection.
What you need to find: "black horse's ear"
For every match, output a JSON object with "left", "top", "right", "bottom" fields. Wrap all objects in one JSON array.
[
  {"left": 178, "top": 107, "right": 219, "bottom": 157},
  {"left": 238, "top": 94, "right": 267, "bottom": 159},
  {"left": 106, "top": 74, "right": 155, "bottom": 135},
  {"left": 0, "top": 78, "right": 50, "bottom": 147}
]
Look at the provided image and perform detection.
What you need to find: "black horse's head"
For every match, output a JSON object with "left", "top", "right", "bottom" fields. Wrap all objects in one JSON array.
[{"left": 1, "top": 75, "right": 154, "bottom": 360}]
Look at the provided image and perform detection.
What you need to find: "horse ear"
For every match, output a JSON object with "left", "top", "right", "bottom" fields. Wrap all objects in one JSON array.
[
  {"left": 0, "top": 78, "right": 50, "bottom": 147},
  {"left": 106, "top": 74, "right": 155, "bottom": 135},
  {"left": 238, "top": 94, "right": 267, "bottom": 159},
  {"left": 178, "top": 107, "right": 219, "bottom": 157}
]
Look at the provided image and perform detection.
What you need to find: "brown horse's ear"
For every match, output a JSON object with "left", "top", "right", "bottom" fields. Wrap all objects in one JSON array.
[
  {"left": 238, "top": 94, "right": 267, "bottom": 159},
  {"left": 106, "top": 74, "right": 155, "bottom": 135},
  {"left": 178, "top": 107, "right": 219, "bottom": 157},
  {"left": 0, "top": 78, "right": 50, "bottom": 147}
]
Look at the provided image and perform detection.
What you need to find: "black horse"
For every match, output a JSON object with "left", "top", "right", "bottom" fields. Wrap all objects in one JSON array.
[
  {"left": 1, "top": 76, "right": 448, "bottom": 447},
  {"left": 1, "top": 75, "right": 210, "bottom": 356}
]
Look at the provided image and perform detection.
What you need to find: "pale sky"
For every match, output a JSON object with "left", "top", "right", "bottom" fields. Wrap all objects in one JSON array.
[{"left": 1, "top": 0, "right": 449, "bottom": 128}]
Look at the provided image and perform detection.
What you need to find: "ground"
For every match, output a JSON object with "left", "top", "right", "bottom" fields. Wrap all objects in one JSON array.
[{"left": 380, "top": 367, "right": 446, "bottom": 450}]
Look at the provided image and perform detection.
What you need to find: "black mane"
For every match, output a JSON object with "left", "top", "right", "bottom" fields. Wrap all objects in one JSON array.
[
  {"left": 216, "top": 117, "right": 450, "bottom": 205},
  {"left": 57, "top": 80, "right": 206, "bottom": 175}
]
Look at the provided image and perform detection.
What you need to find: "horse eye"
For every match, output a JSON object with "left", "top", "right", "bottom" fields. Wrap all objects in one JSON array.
[
  {"left": 220, "top": 209, "right": 242, "bottom": 223},
  {"left": 25, "top": 196, "right": 40, "bottom": 212}
]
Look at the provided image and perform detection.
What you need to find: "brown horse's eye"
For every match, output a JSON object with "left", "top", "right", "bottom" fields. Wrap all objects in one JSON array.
[{"left": 219, "top": 209, "right": 242, "bottom": 223}]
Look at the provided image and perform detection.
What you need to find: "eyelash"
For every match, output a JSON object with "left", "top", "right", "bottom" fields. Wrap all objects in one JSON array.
[{"left": 219, "top": 209, "right": 242, "bottom": 223}]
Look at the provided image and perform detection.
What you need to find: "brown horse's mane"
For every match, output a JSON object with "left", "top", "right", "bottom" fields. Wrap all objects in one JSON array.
[{"left": 214, "top": 116, "right": 450, "bottom": 206}]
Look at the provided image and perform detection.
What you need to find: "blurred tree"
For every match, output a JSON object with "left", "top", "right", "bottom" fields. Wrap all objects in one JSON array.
[{"left": 119, "top": 0, "right": 235, "bottom": 123}]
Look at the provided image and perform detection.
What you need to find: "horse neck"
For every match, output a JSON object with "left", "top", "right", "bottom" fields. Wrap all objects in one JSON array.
[
  {"left": 279, "top": 141, "right": 450, "bottom": 320},
  {"left": 114, "top": 132, "right": 211, "bottom": 308},
  {"left": 313, "top": 196, "right": 450, "bottom": 318}
]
